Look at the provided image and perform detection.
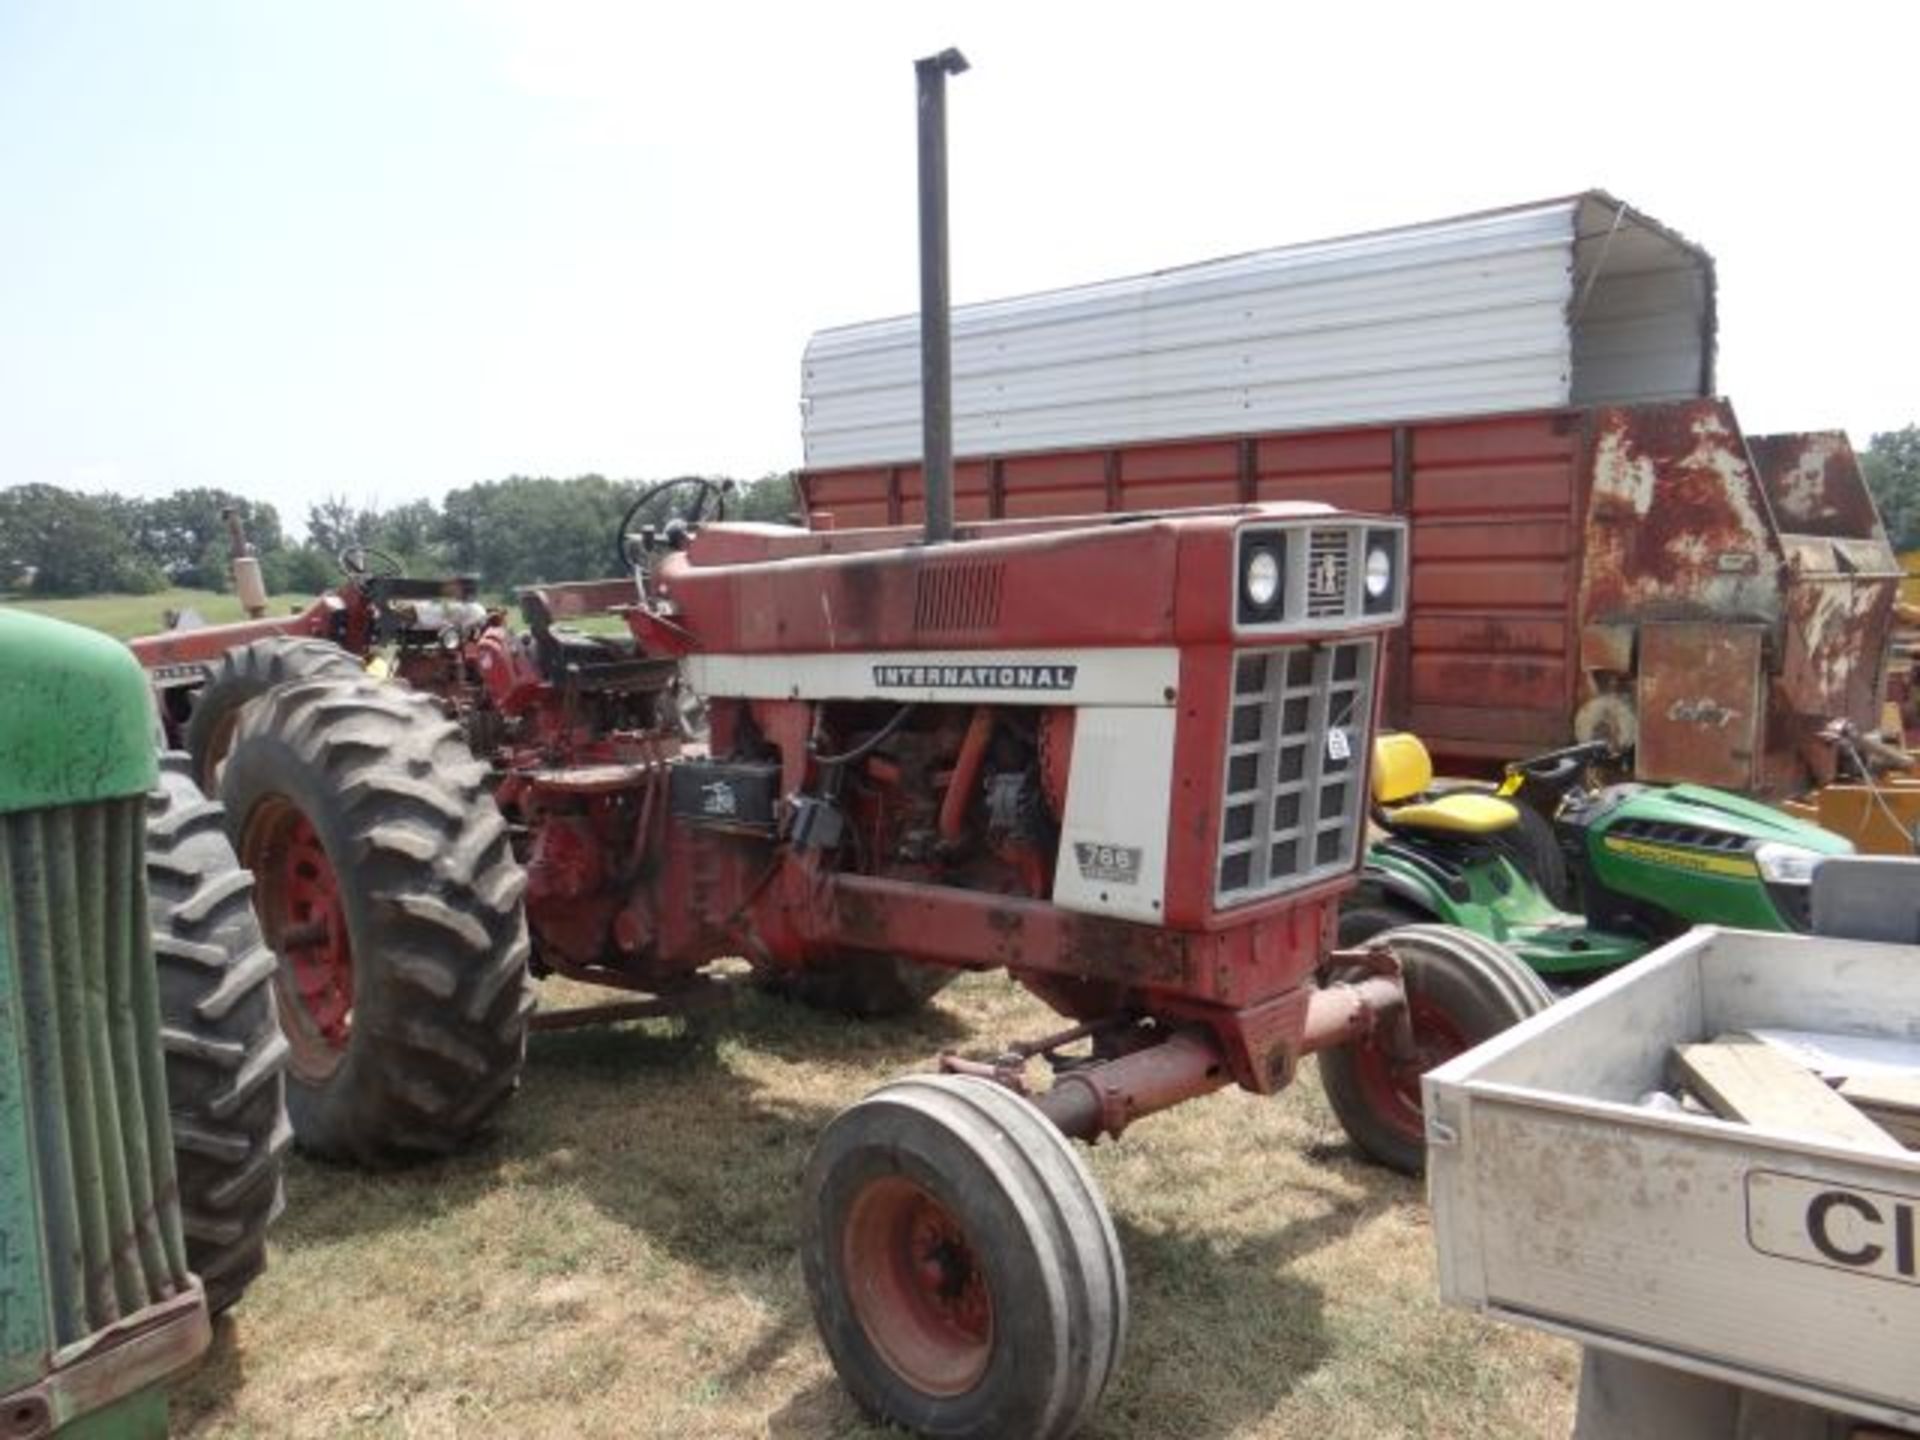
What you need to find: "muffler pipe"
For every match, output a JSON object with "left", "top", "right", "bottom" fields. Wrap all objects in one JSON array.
[{"left": 915, "top": 47, "right": 967, "bottom": 546}]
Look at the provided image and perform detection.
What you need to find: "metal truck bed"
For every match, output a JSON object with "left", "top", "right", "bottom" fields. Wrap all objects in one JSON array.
[{"left": 1425, "top": 927, "right": 1920, "bottom": 1430}]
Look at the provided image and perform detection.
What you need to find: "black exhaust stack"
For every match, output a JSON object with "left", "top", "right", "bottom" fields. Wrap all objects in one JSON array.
[{"left": 916, "top": 47, "right": 967, "bottom": 546}]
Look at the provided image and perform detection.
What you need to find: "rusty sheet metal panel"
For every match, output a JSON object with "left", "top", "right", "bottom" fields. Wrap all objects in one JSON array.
[
  {"left": 1402, "top": 413, "right": 1582, "bottom": 754},
  {"left": 1778, "top": 540, "right": 1898, "bottom": 732},
  {"left": 1635, "top": 621, "right": 1765, "bottom": 789},
  {"left": 1579, "top": 399, "right": 1785, "bottom": 629},
  {"left": 1751, "top": 432, "right": 1904, "bottom": 763},
  {"left": 1750, "top": 432, "right": 1886, "bottom": 541}
]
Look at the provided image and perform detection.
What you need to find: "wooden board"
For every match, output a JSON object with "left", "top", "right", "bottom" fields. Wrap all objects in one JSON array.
[
  {"left": 1840, "top": 1073, "right": 1920, "bottom": 1148},
  {"left": 1672, "top": 1035, "right": 1905, "bottom": 1152}
]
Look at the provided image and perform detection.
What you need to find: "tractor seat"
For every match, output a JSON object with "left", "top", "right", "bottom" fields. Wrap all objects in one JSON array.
[{"left": 1371, "top": 733, "right": 1521, "bottom": 837}]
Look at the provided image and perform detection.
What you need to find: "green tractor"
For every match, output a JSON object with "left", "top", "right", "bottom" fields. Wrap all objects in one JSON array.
[
  {"left": 1, "top": 611, "right": 286, "bottom": 1438},
  {"left": 1341, "top": 734, "right": 1855, "bottom": 983}
]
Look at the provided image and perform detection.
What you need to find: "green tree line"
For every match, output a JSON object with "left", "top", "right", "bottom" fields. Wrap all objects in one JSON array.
[
  {"left": 1862, "top": 425, "right": 1920, "bottom": 555},
  {"left": 0, "top": 473, "right": 800, "bottom": 597},
  {"left": 6, "top": 424, "right": 1914, "bottom": 602}
]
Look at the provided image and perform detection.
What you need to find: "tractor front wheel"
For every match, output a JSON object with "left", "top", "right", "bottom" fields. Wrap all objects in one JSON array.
[
  {"left": 186, "top": 636, "right": 366, "bottom": 792},
  {"left": 1320, "top": 924, "right": 1553, "bottom": 1176},
  {"left": 147, "top": 752, "right": 291, "bottom": 1313},
  {"left": 802, "top": 1075, "right": 1126, "bottom": 1439},
  {"left": 219, "top": 678, "right": 533, "bottom": 1164}
]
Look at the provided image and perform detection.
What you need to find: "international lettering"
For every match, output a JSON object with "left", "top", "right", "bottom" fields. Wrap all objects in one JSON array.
[{"left": 872, "top": 663, "right": 1077, "bottom": 692}]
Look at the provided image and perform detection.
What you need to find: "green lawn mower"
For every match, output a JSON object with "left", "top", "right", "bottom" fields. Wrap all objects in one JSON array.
[{"left": 1341, "top": 734, "right": 1855, "bottom": 984}]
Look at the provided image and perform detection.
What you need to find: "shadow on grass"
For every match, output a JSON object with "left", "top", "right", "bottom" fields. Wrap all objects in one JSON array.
[
  {"left": 764, "top": 1123, "right": 1408, "bottom": 1439},
  {"left": 1088, "top": 1166, "right": 1403, "bottom": 1438},
  {"left": 762, "top": 1172, "right": 1404, "bottom": 1440},
  {"left": 178, "top": 1316, "right": 250, "bottom": 1431},
  {"left": 183, "top": 982, "right": 1413, "bottom": 1439}
]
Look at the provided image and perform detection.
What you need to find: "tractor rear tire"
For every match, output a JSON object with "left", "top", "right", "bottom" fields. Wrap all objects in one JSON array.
[
  {"left": 186, "top": 637, "right": 365, "bottom": 792},
  {"left": 1428, "top": 779, "right": 1572, "bottom": 907},
  {"left": 764, "top": 953, "right": 957, "bottom": 1019},
  {"left": 1320, "top": 923, "right": 1554, "bottom": 1176},
  {"left": 1336, "top": 891, "right": 1433, "bottom": 947},
  {"left": 802, "top": 1075, "right": 1126, "bottom": 1439},
  {"left": 1494, "top": 802, "right": 1572, "bottom": 909},
  {"left": 147, "top": 752, "right": 292, "bottom": 1314},
  {"left": 218, "top": 678, "right": 533, "bottom": 1165}
]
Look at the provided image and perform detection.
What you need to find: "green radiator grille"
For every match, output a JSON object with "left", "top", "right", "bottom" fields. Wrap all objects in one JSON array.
[{"left": 0, "top": 795, "right": 191, "bottom": 1356}]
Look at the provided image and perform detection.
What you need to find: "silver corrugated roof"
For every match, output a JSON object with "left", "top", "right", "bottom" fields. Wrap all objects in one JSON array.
[{"left": 800, "top": 191, "right": 1715, "bottom": 468}]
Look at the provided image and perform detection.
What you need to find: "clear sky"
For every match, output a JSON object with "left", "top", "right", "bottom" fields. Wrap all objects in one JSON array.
[{"left": 2, "top": 1, "right": 1914, "bottom": 529}]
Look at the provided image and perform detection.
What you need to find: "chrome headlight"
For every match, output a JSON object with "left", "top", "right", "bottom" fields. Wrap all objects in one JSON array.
[
  {"left": 1755, "top": 842, "right": 1826, "bottom": 885},
  {"left": 1364, "top": 546, "right": 1391, "bottom": 598},
  {"left": 1245, "top": 549, "right": 1282, "bottom": 609},
  {"left": 1363, "top": 528, "right": 1399, "bottom": 614},
  {"left": 1237, "top": 536, "right": 1286, "bottom": 624}
]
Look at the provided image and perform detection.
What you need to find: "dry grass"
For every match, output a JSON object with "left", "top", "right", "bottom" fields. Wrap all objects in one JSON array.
[
  {"left": 3, "top": 588, "right": 315, "bottom": 641},
  {"left": 176, "top": 974, "right": 1576, "bottom": 1439}
]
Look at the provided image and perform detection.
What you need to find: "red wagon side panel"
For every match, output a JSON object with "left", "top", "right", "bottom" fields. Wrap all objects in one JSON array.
[
  {"left": 799, "top": 412, "right": 1580, "bottom": 772},
  {"left": 1403, "top": 413, "right": 1582, "bottom": 757}
]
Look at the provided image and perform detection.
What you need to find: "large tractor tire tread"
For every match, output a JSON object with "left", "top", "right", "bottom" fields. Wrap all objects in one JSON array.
[
  {"left": 186, "top": 636, "right": 366, "bottom": 791},
  {"left": 219, "top": 678, "right": 533, "bottom": 1166},
  {"left": 147, "top": 752, "right": 291, "bottom": 1313},
  {"left": 803, "top": 1074, "right": 1126, "bottom": 1440},
  {"left": 1321, "top": 923, "right": 1553, "bottom": 1177}
]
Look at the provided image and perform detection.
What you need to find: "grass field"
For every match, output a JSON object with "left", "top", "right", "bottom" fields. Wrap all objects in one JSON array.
[
  {"left": 1, "top": 587, "right": 316, "bottom": 640},
  {"left": 2, "top": 585, "right": 636, "bottom": 640},
  {"left": 175, "top": 975, "right": 1577, "bottom": 1439}
]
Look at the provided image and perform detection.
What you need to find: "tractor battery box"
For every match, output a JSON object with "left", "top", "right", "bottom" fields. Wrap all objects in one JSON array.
[{"left": 669, "top": 760, "right": 781, "bottom": 835}]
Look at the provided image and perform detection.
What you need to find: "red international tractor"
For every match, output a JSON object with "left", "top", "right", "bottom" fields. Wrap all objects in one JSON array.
[
  {"left": 120, "top": 56, "right": 1554, "bottom": 1437},
  {"left": 130, "top": 477, "right": 1551, "bottom": 1433}
]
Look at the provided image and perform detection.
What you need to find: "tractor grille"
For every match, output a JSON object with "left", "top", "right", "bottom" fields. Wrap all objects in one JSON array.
[
  {"left": 1216, "top": 638, "right": 1376, "bottom": 907},
  {"left": 914, "top": 559, "right": 1005, "bottom": 636},
  {"left": 0, "top": 797, "right": 192, "bottom": 1348},
  {"left": 1305, "top": 528, "right": 1354, "bottom": 619}
]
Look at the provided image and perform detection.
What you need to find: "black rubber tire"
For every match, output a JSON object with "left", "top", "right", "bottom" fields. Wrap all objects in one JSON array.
[
  {"left": 802, "top": 1075, "right": 1127, "bottom": 1439},
  {"left": 1492, "top": 802, "right": 1572, "bottom": 909},
  {"left": 1320, "top": 923, "right": 1554, "bottom": 1177},
  {"left": 1428, "top": 779, "right": 1571, "bottom": 908},
  {"left": 147, "top": 752, "right": 292, "bottom": 1314},
  {"left": 1336, "top": 890, "right": 1433, "bottom": 947},
  {"left": 763, "top": 953, "right": 958, "bottom": 1019},
  {"left": 185, "top": 637, "right": 365, "bottom": 792},
  {"left": 218, "top": 678, "right": 534, "bottom": 1165}
]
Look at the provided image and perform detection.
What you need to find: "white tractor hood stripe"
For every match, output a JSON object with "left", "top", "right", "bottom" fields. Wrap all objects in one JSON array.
[{"left": 685, "top": 647, "right": 1179, "bottom": 706}]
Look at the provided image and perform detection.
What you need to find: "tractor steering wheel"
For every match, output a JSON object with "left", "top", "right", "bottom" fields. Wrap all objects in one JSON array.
[
  {"left": 1506, "top": 739, "right": 1616, "bottom": 797},
  {"left": 338, "top": 544, "right": 406, "bottom": 579},
  {"left": 613, "top": 478, "right": 731, "bottom": 570}
]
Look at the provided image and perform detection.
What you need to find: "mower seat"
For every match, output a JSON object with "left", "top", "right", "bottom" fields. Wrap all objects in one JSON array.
[{"left": 1371, "top": 733, "right": 1521, "bottom": 837}]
